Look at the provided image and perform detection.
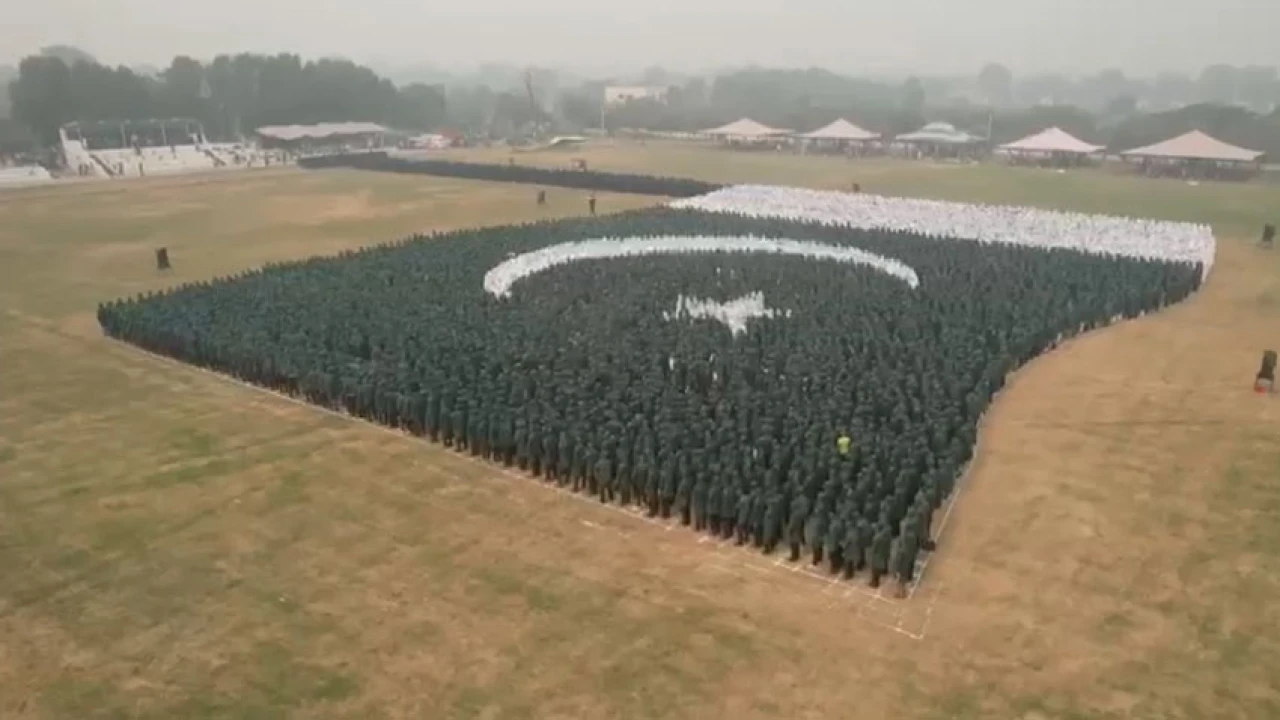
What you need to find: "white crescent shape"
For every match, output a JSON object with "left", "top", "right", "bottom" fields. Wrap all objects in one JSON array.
[{"left": 484, "top": 235, "right": 920, "bottom": 298}]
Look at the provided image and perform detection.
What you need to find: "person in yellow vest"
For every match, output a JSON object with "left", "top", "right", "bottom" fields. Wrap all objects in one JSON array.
[{"left": 836, "top": 434, "right": 851, "bottom": 457}]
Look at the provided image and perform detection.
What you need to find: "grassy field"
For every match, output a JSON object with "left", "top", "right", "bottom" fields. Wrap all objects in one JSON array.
[{"left": 2, "top": 147, "right": 1279, "bottom": 719}]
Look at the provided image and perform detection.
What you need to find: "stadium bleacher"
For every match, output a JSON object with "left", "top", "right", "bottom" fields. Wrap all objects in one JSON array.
[
  {"left": 61, "top": 138, "right": 106, "bottom": 177},
  {"left": 91, "top": 146, "right": 220, "bottom": 177},
  {"left": 0, "top": 165, "right": 54, "bottom": 188},
  {"left": 56, "top": 119, "right": 286, "bottom": 181}
]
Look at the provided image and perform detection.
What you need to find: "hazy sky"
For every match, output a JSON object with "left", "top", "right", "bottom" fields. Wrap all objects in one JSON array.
[{"left": 4, "top": 0, "right": 1278, "bottom": 76}]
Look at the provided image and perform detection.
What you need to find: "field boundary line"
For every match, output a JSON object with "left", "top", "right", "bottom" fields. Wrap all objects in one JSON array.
[
  {"left": 902, "top": 308, "right": 1173, "bottom": 598},
  {"left": 15, "top": 315, "right": 955, "bottom": 635}
]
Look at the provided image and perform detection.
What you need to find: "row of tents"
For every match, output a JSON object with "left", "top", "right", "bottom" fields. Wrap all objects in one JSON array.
[{"left": 701, "top": 118, "right": 1265, "bottom": 164}]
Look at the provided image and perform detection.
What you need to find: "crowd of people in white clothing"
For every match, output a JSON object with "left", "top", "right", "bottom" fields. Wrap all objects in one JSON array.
[
  {"left": 483, "top": 235, "right": 921, "bottom": 299},
  {"left": 670, "top": 185, "right": 1217, "bottom": 279}
]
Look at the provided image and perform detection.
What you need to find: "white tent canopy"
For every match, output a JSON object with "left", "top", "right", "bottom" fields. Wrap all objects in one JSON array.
[
  {"left": 998, "top": 127, "right": 1103, "bottom": 154},
  {"left": 256, "top": 122, "right": 387, "bottom": 141},
  {"left": 701, "top": 118, "right": 791, "bottom": 139},
  {"left": 797, "top": 119, "right": 880, "bottom": 141},
  {"left": 895, "top": 122, "right": 983, "bottom": 145},
  {"left": 1120, "top": 130, "right": 1263, "bottom": 163}
]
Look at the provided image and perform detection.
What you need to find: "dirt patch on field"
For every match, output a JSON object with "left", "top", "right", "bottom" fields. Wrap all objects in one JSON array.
[
  {"left": 266, "top": 190, "right": 381, "bottom": 226},
  {"left": 82, "top": 240, "right": 163, "bottom": 261},
  {"left": 114, "top": 201, "right": 207, "bottom": 219}
]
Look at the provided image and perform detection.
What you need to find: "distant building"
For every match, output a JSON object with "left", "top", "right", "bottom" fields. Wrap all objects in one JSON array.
[{"left": 604, "top": 86, "right": 669, "bottom": 106}]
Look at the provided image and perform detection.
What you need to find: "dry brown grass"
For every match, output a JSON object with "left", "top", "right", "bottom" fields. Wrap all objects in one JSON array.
[{"left": 1, "top": 153, "right": 1279, "bottom": 719}]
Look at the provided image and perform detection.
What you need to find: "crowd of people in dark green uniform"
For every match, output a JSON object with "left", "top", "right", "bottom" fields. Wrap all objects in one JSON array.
[
  {"left": 99, "top": 206, "right": 1203, "bottom": 593},
  {"left": 297, "top": 152, "right": 720, "bottom": 197}
]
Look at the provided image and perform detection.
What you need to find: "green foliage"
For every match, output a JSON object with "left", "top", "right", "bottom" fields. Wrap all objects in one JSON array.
[
  {"left": 0, "top": 116, "right": 37, "bottom": 152},
  {"left": 6, "top": 52, "right": 449, "bottom": 145},
  {"left": 38, "top": 45, "right": 97, "bottom": 66},
  {"left": 977, "top": 63, "right": 1015, "bottom": 107},
  {"left": 9, "top": 55, "right": 75, "bottom": 145},
  {"left": 0, "top": 64, "right": 14, "bottom": 119},
  {"left": 710, "top": 68, "right": 901, "bottom": 130},
  {"left": 984, "top": 105, "right": 1099, "bottom": 145},
  {"left": 97, "top": 208, "right": 1201, "bottom": 586},
  {"left": 1110, "top": 103, "right": 1280, "bottom": 158},
  {"left": 298, "top": 152, "right": 721, "bottom": 197}
]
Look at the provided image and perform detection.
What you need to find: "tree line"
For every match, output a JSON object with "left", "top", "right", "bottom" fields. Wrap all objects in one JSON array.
[
  {"left": 4, "top": 50, "right": 448, "bottom": 147},
  {"left": 582, "top": 66, "right": 1280, "bottom": 157},
  {"left": 5, "top": 46, "right": 1280, "bottom": 160}
]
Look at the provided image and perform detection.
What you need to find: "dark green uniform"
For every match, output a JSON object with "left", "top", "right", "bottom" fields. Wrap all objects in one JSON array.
[
  {"left": 841, "top": 522, "right": 863, "bottom": 579},
  {"left": 750, "top": 492, "right": 767, "bottom": 547},
  {"left": 675, "top": 473, "right": 692, "bottom": 525},
  {"left": 894, "top": 527, "right": 920, "bottom": 585},
  {"left": 692, "top": 480, "right": 708, "bottom": 531},
  {"left": 593, "top": 456, "right": 612, "bottom": 503},
  {"left": 645, "top": 462, "right": 663, "bottom": 516},
  {"left": 786, "top": 496, "right": 809, "bottom": 561},
  {"left": 616, "top": 457, "right": 633, "bottom": 505},
  {"left": 513, "top": 425, "right": 528, "bottom": 470},
  {"left": 735, "top": 491, "right": 752, "bottom": 545},
  {"left": 659, "top": 462, "right": 676, "bottom": 518},
  {"left": 706, "top": 484, "right": 722, "bottom": 535},
  {"left": 870, "top": 525, "right": 892, "bottom": 588},
  {"left": 555, "top": 432, "right": 571, "bottom": 483},
  {"left": 805, "top": 511, "right": 828, "bottom": 566},
  {"left": 855, "top": 519, "right": 872, "bottom": 570},
  {"left": 824, "top": 518, "right": 846, "bottom": 575},
  {"left": 762, "top": 493, "right": 783, "bottom": 553}
]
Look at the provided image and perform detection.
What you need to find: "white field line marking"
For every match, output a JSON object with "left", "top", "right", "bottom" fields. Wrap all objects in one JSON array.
[
  {"left": 107, "top": 337, "right": 939, "bottom": 620},
  {"left": 915, "top": 579, "right": 947, "bottom": 641},
  {"left": 702, "top": 556, "right": 920, "bottom": 639}
]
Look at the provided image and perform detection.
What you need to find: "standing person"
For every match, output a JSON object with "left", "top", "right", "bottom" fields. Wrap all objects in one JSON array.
[
  {"left": 750, "top": 490, "right": 767, "bottom": 548},
  {"left": 588, "top": 193, "right": 597, "bottom": 216},
  {"left": 676, "top": 472, "right": 693, "bottom": 525},
  {"left": 1256, "top": 350, "right": 1276, "bottom": 393},
  {"left": 706, "top": 483, "right": 722, "bottom": 535},
  {"left": 594, "top": 454, "right": 613, "bottom": 503},
  {"left": 786, "top": 494, "right": 810, "bottom": 561},
  {"left": 616, "top": 455, "right": 633, "bottom": 505},
  {"left": 841, "top": 521, "right": 864, "bottom": 579},
  {"left": 894, "top": 515, "right": 922, "bottom": 594},
  {"left": 762, "top": 492, "right": 784, "bottom": 554},
  {"left": 659, "top": 461, "right": 676, "bottom": 518},
  {"left": 537, "top": 189, "right": 546, "bottom": 206},
  {"left": 805, "top": 510, "right": 827, "bottom": 566},
  {"left": 836, "top": 433, "right": 851, "bottom": 458},
  {"left": 870, "top": 524, "right": 892, "bottom": 589},
  {"left": 825, "top": 516, "right": 846, "bottom": 576},
  {"left": 513, "top": 422, "right": 529, "bottom": 469},
  {"left": 735, "top": 490, "right": 753, "bottom": 545},
  {"left": 646, "top": 461, "right": 663, "bottom": 516},
  {"left": 692, "top": 479, "right": 709, "bottom": 531}
]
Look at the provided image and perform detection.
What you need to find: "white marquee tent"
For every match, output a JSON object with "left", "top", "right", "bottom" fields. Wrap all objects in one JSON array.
[
  {"left": 998, "top": 127, "right": 1104, "bottom": 155},
  {"left": 1120, "top": 130, "right": 1263, "bottom": 163},
  {"left": 797, "top": 119, "right": 880, "bottom": 142},
  {"left": 895, "top": 122, "right": 984, "bottom": 145},
  {"left": 255, "top": 122, "right": 388, "bottom": 142},
  {"left": 701, "top": 118, "right": 792, "bottom": 140}
]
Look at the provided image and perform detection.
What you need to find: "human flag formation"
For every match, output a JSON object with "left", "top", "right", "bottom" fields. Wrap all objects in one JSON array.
[{"left": 98, "top": 184, "right": 1213, "bottom": 591}]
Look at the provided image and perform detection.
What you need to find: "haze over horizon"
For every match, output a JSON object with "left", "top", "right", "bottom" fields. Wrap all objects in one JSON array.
[{"left": 4, "top": 0, "right": 1279, "bottom": 77}]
